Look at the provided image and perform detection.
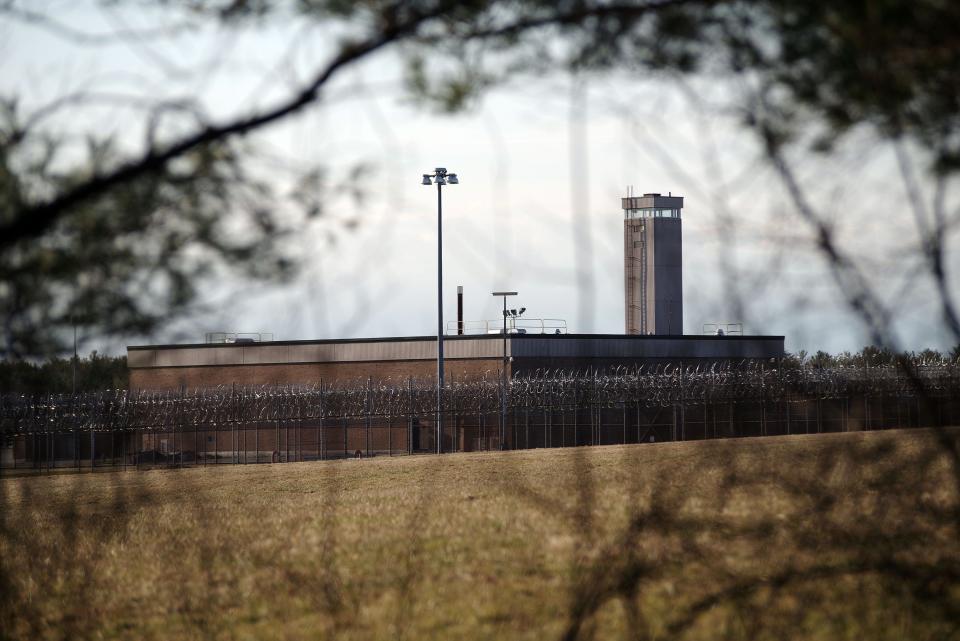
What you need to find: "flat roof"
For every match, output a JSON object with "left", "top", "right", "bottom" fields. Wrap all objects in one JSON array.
[
  {"left": 128, "top": 333, "right": 785, "bottom": 351},
  {"left": 127, "top": 334, "right": 786, "bottom": 369}
]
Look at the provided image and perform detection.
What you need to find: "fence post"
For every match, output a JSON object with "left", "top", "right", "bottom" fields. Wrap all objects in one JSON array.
[
  {"left": 231, "top": 383, "right": 236, "bottom": 464},
  {"left": 242, "top": 388, "right": 248, "bottom": 465},
  {"left": 778, "top": 363, "right": 784, "bottom": 437},
  {"left": 786, "top": 399, "right": 791, "bottom": 436},
  {"left": 871, "top": 392, "right": 884, "bottom": 430},
  {"left": 451, "top": 382, "right": 457, "bottom": 453},
  {"left": 759, "top": 365, "right": 766, "bottom": 437},
  {"left": 559, "top": 391, "right": 566, "bottom": 448},
  {"left": 408, "top": 376, "right": 414, "bottom": 455},
  {"left": 525, "top": 391, "right": 530, "bottom": 449},
  {"left": 864, "top": 394, "right": 869, "bottom": 431},
  {"left": 502, "top": 373, "right": 509, "bottom": 450},
  {"left": 672, "top": 404, "right": 677, "bottom": 442},
  {"left": 133, "top": 391, "right": 140, "bottom": 470},
  {"left": 546, "top": 403, "right": 551, "bottom": 449},
  {"left": 0, "top": 397, "right": 4, "bottom": 479},
  {"left": 545, "top": 383, "right": 552, "bottom": 448},
  {"left": 122, "top": 392, "right": 127, "bottom": 471},
  {"left": 590, "top": 372, "right": 596, "bottom": 446},
  {"left": 178, "top": 385, "right": 185, "bottom": 468},
  {"left": 237, "top": 389, "right": 244, "bottom": 464},
  {"left": 679, "top": 367, "right": 685, "bottom": 441},
  {"left": 319, "top": 380, "right": 324, "bottom": 461},
  {"left": 196, "top": 400, "right": 201, "bottom": 467},
  {"left": 75, "top": 395, "right": 80, "bottom": 472},
  {"left": 572, "top": 380, "right": 578, "bottom": 447},
  {"left": 366, "top": 377, "right": 372, "bottom": 458},
  {"left": 511, "top": 374, "right": 518, "bottom": 450},
  {"left": 478, "top": 392, "right": 484, "bottom": 452},
  {"left": 636, "top": 403, "right": 641, "bottom": 444},
  {"left": 816, "top": 378, "right": 823, "bottom": 433}
]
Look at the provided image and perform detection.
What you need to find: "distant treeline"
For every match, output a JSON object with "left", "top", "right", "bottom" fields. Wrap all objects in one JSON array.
[
  {"left": 0, "top": 352, "right": 128, "bottom": 394},
  {"left": 0, "top": 346, "right": 958, "bottom": 394},
  {"left": 784, "top": 346, "right": 960, "bottom": 369}
]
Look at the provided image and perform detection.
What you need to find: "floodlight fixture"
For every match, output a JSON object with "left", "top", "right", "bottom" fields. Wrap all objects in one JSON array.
[
  {"left": 421, "top": 166, "right": 458, "bottom": 454},
  {"left": 519, "top": 307, "right": 526, "bottom": 315}
]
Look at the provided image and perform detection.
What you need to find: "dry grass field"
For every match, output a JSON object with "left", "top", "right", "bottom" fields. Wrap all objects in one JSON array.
[{"left": 2, "top": 429, "right": 959, "bottom": 640}]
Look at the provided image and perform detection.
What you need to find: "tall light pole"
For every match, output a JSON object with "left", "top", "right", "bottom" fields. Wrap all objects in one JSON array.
[
  {"left": 492, "top": 291, "right": 517, "bottom": 450},
  {"left": 422, "top": 167, "right": 458, "bottom": 454}
]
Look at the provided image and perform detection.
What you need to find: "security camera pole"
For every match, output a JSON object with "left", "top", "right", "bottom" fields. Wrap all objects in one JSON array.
[
  {"left": 492, "top": 291, "right": 517, "bottom": 450},
  {"left": 422, "top": 168, "right": 458, "bottom": 454}
]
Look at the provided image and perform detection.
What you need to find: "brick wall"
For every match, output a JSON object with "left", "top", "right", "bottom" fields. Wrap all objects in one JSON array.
[{"left": 129, "top": 358, "right": 507, "bottom": 391}]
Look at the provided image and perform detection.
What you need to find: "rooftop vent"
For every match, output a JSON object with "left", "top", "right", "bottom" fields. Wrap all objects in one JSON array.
[
  {"left": 445, "top": 318, "right": 568, "bottom": 335},
  {"left": 702, "top": 323, "right": 743, "bottom": 336},
  {"left": 205, "top": 332, "right": 274, "bottom": 344}
]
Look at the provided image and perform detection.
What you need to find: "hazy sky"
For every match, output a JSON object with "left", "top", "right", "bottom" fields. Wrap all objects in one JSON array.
[{"left": 4, "top": 2, "right": 957, "bottom": 356}]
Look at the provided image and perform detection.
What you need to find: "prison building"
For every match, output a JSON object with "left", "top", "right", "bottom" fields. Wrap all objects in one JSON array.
[
  {"left": 127, "top": 333, "right": 785, "bottom": 391},
  {"left": 7, "top": 335, "right": 788, "bottom": 469},
  {"left": 624, "top": 192, "right": 684, "bottom": 335}
]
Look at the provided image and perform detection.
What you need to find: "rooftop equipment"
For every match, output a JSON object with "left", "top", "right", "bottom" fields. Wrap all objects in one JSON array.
[
  {"left": 205, "top": 332, "right": 274, "bottom": 344},
  {"left": 702, "top": 323, "right": 743, "bottom": 336}
]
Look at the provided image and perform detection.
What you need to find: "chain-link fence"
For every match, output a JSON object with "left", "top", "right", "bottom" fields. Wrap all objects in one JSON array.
[{"left": 2, "top": 363, "right": 958, "bottom": 474}]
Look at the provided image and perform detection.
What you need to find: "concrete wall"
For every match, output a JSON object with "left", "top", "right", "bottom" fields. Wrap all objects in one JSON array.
[
  {"left": 652, "top": 218, "right": 682, "bottom": 335},
  {"left": 624, "top": 218, "right": 683, "bottom": 335},
  {"left": 509, "top": 335, "right": 782, "bottom": 359},
  {"left": 624, "top": 219, "right": 652, "bottom": 334}
]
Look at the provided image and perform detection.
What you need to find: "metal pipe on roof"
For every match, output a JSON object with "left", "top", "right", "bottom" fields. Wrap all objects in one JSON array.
[{"left": 457, "top": 285, "right": 463, "bottom": 335}]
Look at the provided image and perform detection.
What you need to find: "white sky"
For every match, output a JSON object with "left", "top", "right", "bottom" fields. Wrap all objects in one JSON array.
[{"left": 3, "top": 2, "right": 958, "bottom": 356}]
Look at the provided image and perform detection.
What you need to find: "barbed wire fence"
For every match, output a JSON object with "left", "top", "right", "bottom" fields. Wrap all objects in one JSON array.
[{"left": 1, "top": 362, "right": 958, "bottom": 474}]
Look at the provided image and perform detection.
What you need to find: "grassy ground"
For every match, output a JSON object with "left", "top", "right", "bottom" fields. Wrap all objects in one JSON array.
[{"left": 2, "top": 429, "right": 959, "bottom": 640}]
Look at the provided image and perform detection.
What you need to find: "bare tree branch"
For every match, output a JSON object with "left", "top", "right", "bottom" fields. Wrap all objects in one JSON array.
[
  {"left": 0, "top": 1, "right": 452, "bottom": 250},
  {"left": 0, "top": 2, "right": 197, "bottom": 46}
]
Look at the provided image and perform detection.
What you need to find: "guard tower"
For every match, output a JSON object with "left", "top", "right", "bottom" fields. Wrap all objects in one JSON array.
[{"left": 623, "top": 192, "right": 683, "bottom": 335}]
